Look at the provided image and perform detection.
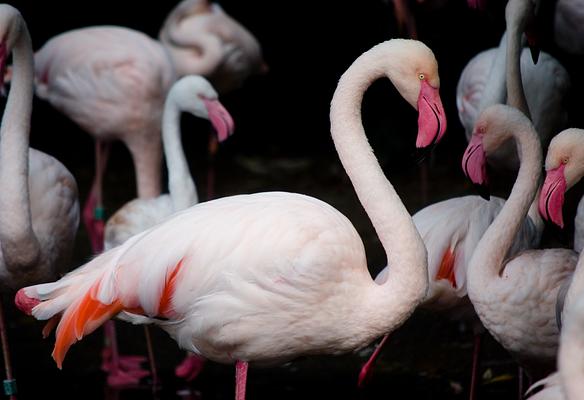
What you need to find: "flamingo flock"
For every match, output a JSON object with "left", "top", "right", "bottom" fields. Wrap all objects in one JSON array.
[{"left": 0, "top": 0, "right": 583, "bottom": 399}]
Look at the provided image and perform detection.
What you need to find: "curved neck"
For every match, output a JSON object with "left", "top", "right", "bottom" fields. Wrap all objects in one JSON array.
[
  {"left": 0, "top": 20, "right": 40, "bottom": 270},
  {"left": 329, "top": 43, "right": 428, "bottom": 330},
  {"left": 506, "top": 25, "right": 531, "bottom": 118},
  {"left": 468, "top": 121, "right": 542, "bottom": 291},
  {"left": 159, "top": 4, "right": 224, "bottom": 78},
  {"left": 162, "top": 100, "right": 197, "bottom": 211},
  {"left": 478, "top": 34, "right": 508, "bottom": 113},
  {"left": 559, "top": 291, "right": 584, "bottom": 399}
]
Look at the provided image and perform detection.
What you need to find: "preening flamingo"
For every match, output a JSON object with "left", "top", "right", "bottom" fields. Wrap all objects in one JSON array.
[
  {"left": 15, "top": 38, "right": 447, "bottom": 400},
  {"left": 526, "top": 128, "right": 584, "bottom": 400},
  {"left": 103, "top": 75, "right": 234, "bottom": 385},
  {"left": 464, "top": 105, "right": 577, "bottom": 383},
  {"left": 158, "top": 0, "right": 266, "bottom": 95},
  {"left": 0, "top": 4, "right": 80, "bottom": 396}
]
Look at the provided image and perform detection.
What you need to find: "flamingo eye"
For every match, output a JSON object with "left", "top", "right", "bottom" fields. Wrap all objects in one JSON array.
[
  {"left": 418, "top": 73, "right": 425, "bottom": 80},
  {"left": 562, "top": 157, "right": 568, "bottom": 164}
]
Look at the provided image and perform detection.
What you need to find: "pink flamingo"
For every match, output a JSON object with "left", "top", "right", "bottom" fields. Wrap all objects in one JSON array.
[
  {"left": 15, "top": 38, "right": 447, "bottom": 400},
  {"left": 464, "top": 105, "right": 578, "bottom": 388},
  {"left": 0, "top": 5, "right": 80, "bottom": 398},
  {"left": 525, "top": 128, "right": 584, "bottom": 400}
]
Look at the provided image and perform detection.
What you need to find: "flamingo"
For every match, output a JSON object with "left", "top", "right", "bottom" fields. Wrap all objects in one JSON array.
[
  {"left": 14, "top": 38, "right": 447, "bottom": 400},
  {"left": 104, "top": 75, "right": 234, "bottom": 251},
  {"left": 103, "top": 75, "right": 234, "bottom": 386},
  {"left": 0, "top": 5, "right": 80, "bottom": 397},
  {"left": 34, "top": 26, "right": 176, "bottom": 253},
  {"left": 158, "top": 0, "right": 266, "bottom": 95},
  {"left": 526, "top": 128, "right": 584, "bottom": 400},
  {"left": 463, "top": 104, "right": 577, "bottom": 385}
]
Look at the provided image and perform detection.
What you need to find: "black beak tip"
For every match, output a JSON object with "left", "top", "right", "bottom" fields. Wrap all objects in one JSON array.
[
  {"left": 529, "top": 46, "right": 540, "bottom": 64},
  {"left": 413, "top": 143, "right": 436, "bottom": 165},
  {"left": 474, "top": 184, "right": 490, "bottom": 201}
]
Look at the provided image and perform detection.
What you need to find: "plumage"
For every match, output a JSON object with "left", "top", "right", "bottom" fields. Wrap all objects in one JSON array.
[{"left": 16, "top": 39, "right": 447, "bottom": 398}]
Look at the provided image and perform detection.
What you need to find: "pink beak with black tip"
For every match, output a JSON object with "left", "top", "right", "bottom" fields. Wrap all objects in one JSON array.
[
  {"left": 416, "top": 80, "right": 447, "bottom": 148},
  {"left": 539, "top": 164, "right": 566, "bottom": 228},
  {"left": 202, "top": 98, "right": 235, "bottom": 142},
  {"left": 462, "top": 133, "right": 490, "bottom": 199}
]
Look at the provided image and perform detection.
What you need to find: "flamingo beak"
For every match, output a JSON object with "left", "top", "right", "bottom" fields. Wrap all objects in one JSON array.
[
  {"left": 416, "top": 80, "right": 447, "bottom": 148},
  {"left": 525, "top": 25, "right": 540, "bottom": 64},
  {"left": 539, "top": 164, "right": 566, "bottom": 228},
  {"left": 202, "top": 98, "right": 235, "bottom": 142},
  {"left": 462, "top": 132, "right": 489, "bottom": 200}
]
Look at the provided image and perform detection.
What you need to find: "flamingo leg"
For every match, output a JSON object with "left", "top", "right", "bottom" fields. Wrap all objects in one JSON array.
[
  {"left": 469, "top": 333, "right": 482, "bottom": 400},
  {"left": 518, "top": 366, "right": 524, "bottom": 400},
  {"left": 143, "top": 326, "right": 159, "bottom": 391},
  {"left": 0, "top": 299, "right": 16, "bottom": 400},
  {"left": 358, "top": 334, "right": 390, "bottom": 387},
  {"left": 235, "top": 360, "right": 248, "bottom": 400},
  {"left": 82, "top": 140, "right": 110, "bottom": 254}
]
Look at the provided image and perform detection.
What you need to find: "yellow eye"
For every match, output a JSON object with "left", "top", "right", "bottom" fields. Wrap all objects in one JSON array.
[
  {"left": 418, "top": 73, "right": 425, "bottom": 80},
  {"left": 563, "top": 157, "right": 568, "bottom": 164}
]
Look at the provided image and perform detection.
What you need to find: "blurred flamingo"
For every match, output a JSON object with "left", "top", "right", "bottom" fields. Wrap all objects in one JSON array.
[{"left": 15, "top": 38, "right": 447, "bottom": 400}]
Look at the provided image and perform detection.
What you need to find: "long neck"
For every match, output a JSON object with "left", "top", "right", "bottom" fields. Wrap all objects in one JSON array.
[
  {"left": 478, "top": 34, "right": 508, "bottom": 113},
  {"left": 329, "top": 43, "right": 428, "bottom": 331},
  {"left": 468, "top": 121, "right": 542, "bottom": 294},
  {"left": 559, "top": 289, "right": 584, "bottom": 399},
  {"left": 0, "top": 22, "right": 41, "bottom": 270},
  {"left": 162, "top": 100, "right": 197, "bottom": 211},
  {"left": 574, "top": 195, "right": 584, "bottom": 253},
  {"left": 506, "top": 24, "right": 531, "bottom": 118}
]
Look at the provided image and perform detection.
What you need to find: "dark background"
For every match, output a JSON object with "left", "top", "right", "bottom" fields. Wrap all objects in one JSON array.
[{"left": 1, "top": 0, "right": 583, "bottom": 399}]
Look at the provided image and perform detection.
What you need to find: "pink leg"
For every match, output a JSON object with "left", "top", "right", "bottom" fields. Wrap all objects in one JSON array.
[
  {"left": 469, "top": 333, "right": 482, "bottom": 400},
  {"left": 0, "top": 300, "right": 16, "bottom": 400},
  {"left": 518, "top": 366, "right": 524, "bottom": 400},
  {"left": 207, "top": 133, "right": 219, "bottom": 201},
  {"left": 143, "top": 326, "right": 159, "bottom": 391},
  {"left": 235, "top": 360, "right": 248, "bottom": 400},
  {"left": 175, "top": 353, "right": 207, "bottom": 382},
  {"left": 102, "top": 321, "right": 149, "bottom": 388},
  {"left": 358, "top": 334, "right": 390, "bottom": 387},
  {"left": 82, "top": 140, "right": 110, "bottom": 254}
]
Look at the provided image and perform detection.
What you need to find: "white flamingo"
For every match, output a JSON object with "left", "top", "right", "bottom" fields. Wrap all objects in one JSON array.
[
  {"left": 464, "top": 105, "right": 577, "bottom": 383},
  {"left": 526, "top": 128, "right": 584, "bottom": 400},
  {"left": 15, "top": 38, "right": 447, "bottom": 400},
  {"left": 0, "top": 5, "right": 79, "bottom": 397}
]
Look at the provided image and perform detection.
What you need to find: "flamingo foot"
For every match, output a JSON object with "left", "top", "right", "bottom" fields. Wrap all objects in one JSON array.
[
  {"left": 175, "top": 354, "right": 207, "bottom": 382},
  {"left": 101, "top": 347, "right": 150, "bottom": 388}
]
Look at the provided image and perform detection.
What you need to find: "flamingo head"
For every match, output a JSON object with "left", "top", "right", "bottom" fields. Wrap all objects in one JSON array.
[
  {"left": 389, "top": 40, "right": 447, "bottom": 148},
  {"left": 462, "top": 105, "right": 532, "bottom": 199},
  {"left": 168, "top": 75, "right": 235, "bottom": 142},
  {"left": 539, "top": 129, "right": 584, "bottom": 228}
]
